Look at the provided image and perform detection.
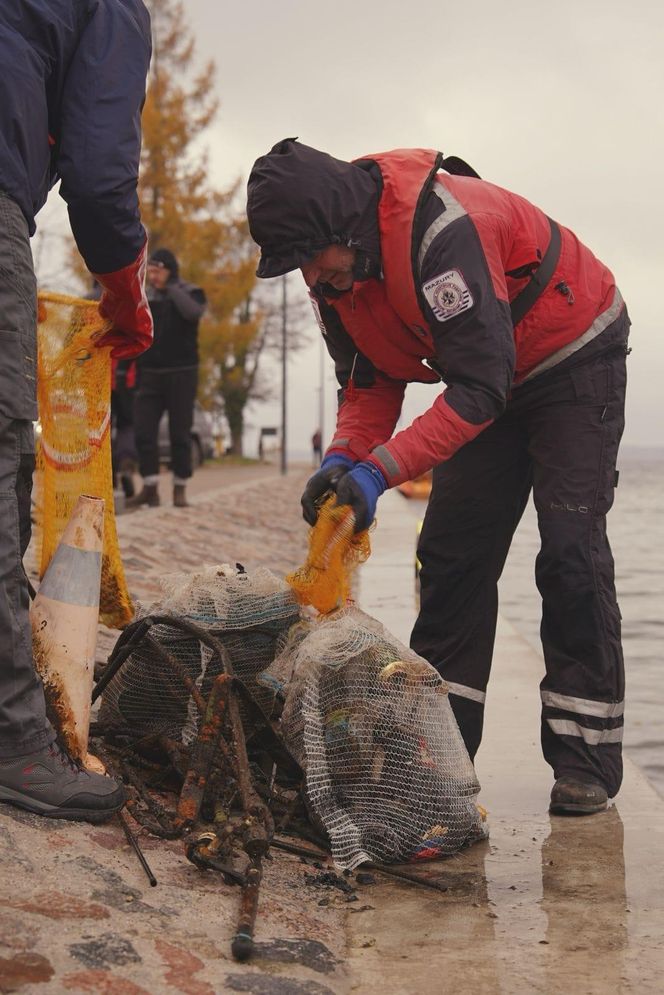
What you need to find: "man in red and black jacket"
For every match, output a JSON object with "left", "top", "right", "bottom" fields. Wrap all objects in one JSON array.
[
  {"left": 0, "top": 0, "right": 152, "bottom": 824},
  {"left": 247, "top": 138, "right": 630, "bottom": 816}
]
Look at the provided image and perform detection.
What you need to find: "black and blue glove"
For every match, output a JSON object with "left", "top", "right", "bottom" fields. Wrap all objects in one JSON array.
[
  {"left": 334, "top": 461, "right": 387, "bottom": 532},
  {"left": 301, "top": 454, "right": 355, "bottom": 526}
]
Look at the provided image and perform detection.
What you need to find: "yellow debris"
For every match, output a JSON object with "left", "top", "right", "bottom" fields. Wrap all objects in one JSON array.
[
  {"left": 286, "top": 496, "right": 371, "bottom": 614},
  {"left": 34, "top": 292, "right": 133, "bottom": 628}
]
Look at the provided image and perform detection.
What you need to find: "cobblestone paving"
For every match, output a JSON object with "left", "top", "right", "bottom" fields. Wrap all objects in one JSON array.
[{"left": 3, "top": 469, "right": 353, "bottom": 994}]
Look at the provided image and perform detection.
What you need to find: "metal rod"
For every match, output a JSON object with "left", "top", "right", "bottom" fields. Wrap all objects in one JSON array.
[
  {"left": 175, "top": 673, "right": 231, "bottom": 832},
  {"left": 271, "top": 838, "right": 449, "bottom": 894},
  {"left": 117, "top": 809, "right": 157, "bottom": 887},
  {"left": 364, "top": 862, "right": 449, "bottom": 894},
  {"left": 231, "top": 861, "right": 262, "bottom": 961}
]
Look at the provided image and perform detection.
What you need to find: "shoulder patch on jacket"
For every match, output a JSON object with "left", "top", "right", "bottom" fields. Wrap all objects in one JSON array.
[{"left": 422, "top": 269, "right": 474, "bottom": 322}]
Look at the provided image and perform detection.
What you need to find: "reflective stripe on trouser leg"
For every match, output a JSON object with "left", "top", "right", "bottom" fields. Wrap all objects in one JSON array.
[
  {"left": 410, "top": 414, "right": 532, "bottom": 761},
  {"left": 541, "top": 695, "right": 624, "bottom": 797},
  {"left": 525, "top": 339, "right": 628, "bottom": 797}
]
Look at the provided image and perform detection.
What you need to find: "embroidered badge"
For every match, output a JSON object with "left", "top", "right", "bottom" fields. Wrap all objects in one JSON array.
[{"left": 422, "top": 269, "right": 474, "bottom": 322}]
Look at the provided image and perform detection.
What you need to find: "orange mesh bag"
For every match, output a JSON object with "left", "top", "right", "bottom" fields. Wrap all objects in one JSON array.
[
  {"left": 34, "top": 291, "right": 133, "bottom": 628},
  {"left": 286, "top": 497, "right": 371, "bottom": 614}
]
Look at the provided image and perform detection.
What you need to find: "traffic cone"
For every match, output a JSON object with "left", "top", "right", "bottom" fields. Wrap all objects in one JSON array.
[{"left": 31, "top": 495, "right": 104, "bottom": 768}]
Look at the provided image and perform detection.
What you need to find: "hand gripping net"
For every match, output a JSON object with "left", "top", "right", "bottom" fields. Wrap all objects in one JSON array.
[
  {"left": 34, "top": 292, "right": 132, "bottom": 627},
  {"left": 260, "top": 606, "right": 488, "bottom": 870},
  {"left": 286, "top": 497, "right": 371, "bottom": 614}
]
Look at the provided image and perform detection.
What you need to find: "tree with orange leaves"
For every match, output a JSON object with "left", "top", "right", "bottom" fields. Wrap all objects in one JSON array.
[{"left": 140, "top": 0, "right": 309, "bottom": 455}]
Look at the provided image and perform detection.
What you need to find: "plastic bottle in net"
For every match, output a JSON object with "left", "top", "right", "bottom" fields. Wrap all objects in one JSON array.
[{"left": 261, "top": 606, "right": 488, "bottom": 870}]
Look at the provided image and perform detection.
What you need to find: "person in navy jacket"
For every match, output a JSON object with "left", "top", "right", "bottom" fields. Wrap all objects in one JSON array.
[{"left": 0, "top": 0, "right": 153, "bottom": 823}]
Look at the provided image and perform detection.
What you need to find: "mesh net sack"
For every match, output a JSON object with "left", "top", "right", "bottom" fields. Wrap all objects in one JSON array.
[
  {"left": 35, "top": 292, "right": 132, "bottom": 627},
  {"left": 261, "top": 607, "right": 488, "bottom": 870},
  {"left": 99, "top": 565, "right": 302, "bottom": 743},
  {"left": 286, "top": 497, "right": 371, "bottom": 614}
]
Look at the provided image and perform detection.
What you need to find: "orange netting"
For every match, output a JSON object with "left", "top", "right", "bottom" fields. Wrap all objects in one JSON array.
[
  {"left": 34, "top": 291, "right": 133, "bottom": 628},
  {"left": 285, "top": 497, "right": 371, "bottom": 614}
]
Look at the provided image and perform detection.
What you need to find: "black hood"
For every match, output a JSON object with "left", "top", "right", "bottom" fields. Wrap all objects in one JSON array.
[
  {"left": 149, "top": 247, "right": 179, "bottom": 279},
  {"left": 246, "top": 138, "right": 381, "bottom": 279}
]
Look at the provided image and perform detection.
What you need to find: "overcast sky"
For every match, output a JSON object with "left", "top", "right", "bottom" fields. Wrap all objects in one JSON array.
[{"left": 39, "top": 0, "right": 664, "bottom": 455}]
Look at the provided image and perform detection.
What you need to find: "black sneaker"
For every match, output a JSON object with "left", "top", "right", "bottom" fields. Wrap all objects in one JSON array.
[
  {"left": 550, "top": 775, "right": 608, "bottom": 815},
  {"left": 0, "top": 742, "right": 125, "bottom": 824}
]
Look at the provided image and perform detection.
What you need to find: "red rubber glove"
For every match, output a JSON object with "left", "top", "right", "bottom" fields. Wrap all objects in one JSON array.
[{"left": 93, "top": 242, "right": 154, "bottom": 359}]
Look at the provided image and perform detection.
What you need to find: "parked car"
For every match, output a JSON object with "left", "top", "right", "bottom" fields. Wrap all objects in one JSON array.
[{"left": 158, "top": 401, "right": 215, "bottom": 469}]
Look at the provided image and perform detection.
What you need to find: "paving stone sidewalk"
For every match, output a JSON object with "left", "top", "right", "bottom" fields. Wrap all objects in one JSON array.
[{"left": 1, "top": 470, "right": 353, "bottom": 995}]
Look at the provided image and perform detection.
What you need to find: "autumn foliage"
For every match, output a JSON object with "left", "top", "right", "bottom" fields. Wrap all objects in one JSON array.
[{"left": 141, "top": 0, "right": 310, "bottom": 455}]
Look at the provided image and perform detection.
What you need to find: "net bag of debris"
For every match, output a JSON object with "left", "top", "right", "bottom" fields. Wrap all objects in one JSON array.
[
  {"left": 260, "top": 607, "right": 488, "bottom": 870},
  {"left": 99, "top": 565, "right": 301, "bottom": 743}
]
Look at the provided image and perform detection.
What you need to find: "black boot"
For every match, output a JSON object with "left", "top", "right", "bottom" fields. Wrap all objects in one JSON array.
[
  {"left": 173, "top": 484, "right": 189, "bottom": 508},
  {"left": 125, "top": 482, "right": 160, "bottom": 509},
  {"left": 550, "top": 776, "right": 608, "bottom": 815},
  {"left": 120, "top": 472, "right": 135, "bottom": 498}
]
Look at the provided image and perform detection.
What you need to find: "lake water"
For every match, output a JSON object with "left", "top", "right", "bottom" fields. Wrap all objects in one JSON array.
[{"left": 497, "top": 445, "right": 664, "bottom": 796}]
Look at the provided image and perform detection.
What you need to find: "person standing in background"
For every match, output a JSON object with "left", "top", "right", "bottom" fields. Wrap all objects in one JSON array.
[
  {"left": 111, "top": 358, "right": 139, "bottom": 498},
  {"left": 128, "top": 248, "right": 207, "bottom": 509},
  {"left": 311, "top": 427, "right": 322, "bottom": 466},
  {"left": 85, "top": 280, "right": 139, "bottom": 499}
]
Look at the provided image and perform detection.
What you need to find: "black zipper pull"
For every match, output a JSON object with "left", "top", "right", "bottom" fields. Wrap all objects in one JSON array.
[{"left": 554, "top": 281, "right": 575, "bottom": 305}]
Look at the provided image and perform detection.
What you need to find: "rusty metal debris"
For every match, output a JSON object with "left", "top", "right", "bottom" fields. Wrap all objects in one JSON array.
[
  {"left": 92, "top": 603, "right": 459, "bottom": 963},
  {"left": 92, "top": 611, "right": 302, "bottom": 962},
  {"left": 271, "top": 837, "right": 450, "bottom": 894}
]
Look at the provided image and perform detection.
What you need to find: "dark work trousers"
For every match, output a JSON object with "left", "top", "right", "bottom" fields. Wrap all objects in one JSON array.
[
  {"left": 133, "top": 366, "right": 198, "bottom": 480},
  {"left": 0, "top": 192, "right": 54, "bottom": 758},
  {"left": 411, "top": 321, "right": 629, "bottom": 798},
  {"left": 111, "top": 385, "right": 137, "bottom": 477}
]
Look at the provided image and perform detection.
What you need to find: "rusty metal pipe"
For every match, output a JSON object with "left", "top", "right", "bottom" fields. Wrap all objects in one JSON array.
[
  {"left": 175, "top": 673, "right": 232, "bottom": 832},
  {"left": 231, "top": 861, "right": 262, "bottom": 961}
]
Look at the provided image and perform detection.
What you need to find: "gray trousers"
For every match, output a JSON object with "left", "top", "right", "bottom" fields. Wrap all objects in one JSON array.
[{"left": 0, "top": 191, "right": 54, "bottom": 758}]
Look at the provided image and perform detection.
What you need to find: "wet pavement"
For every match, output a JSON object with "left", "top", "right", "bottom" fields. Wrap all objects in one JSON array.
[
  {"left": 350, "top": 489, "right": 664, "bottom": 994},
  {"left": 2, "top": 468, "right": 662, "bottom": 992}
]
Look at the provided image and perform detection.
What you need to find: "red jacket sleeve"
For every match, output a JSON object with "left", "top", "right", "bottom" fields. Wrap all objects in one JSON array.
[
  {"left": 369, "top": 393, "right": 490, "bottom": 484},
  {"left": 328, "top": 374, "right": 406, "bottom": 462}
]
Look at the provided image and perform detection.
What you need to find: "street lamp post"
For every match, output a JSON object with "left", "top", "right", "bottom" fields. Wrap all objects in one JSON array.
[
  {"left": 280, "top": 274, "right": 287, "bottom": 475},
  {"left": 318, "top": 334, "right": 325, "bottom": 450}
]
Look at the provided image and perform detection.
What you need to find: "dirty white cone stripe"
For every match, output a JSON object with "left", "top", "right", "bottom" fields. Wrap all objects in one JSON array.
[{"left": 30, "top": 495, "right": 105, "bottom": 765}]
